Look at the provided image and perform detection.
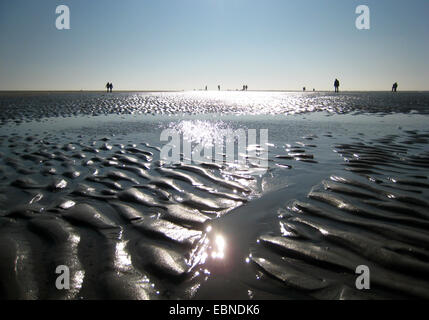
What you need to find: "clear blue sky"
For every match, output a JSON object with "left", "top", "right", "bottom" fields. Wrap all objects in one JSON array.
[{"left": 1, "top": 0, "right": 428, "bottom": 91}]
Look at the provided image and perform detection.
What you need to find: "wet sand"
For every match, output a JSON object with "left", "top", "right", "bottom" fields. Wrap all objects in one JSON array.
[{"left": 1, "top": 91, "right": 429, "bottom": 299}]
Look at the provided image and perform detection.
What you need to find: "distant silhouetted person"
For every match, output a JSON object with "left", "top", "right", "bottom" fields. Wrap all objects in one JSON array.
[
  {"left": 392, "top": 82, "right": 398, "bottom": 92},
  {"left": 109, "top": 83, "right": 113, "bottom": 93},
  {"left": 205, "top": 85, "right": 207, "bottom": 91},
  {"left": 303, "top": 87, "right": 306, "bottom": 92},
  {"left": 245, "top": 85, "right": 248, "bottom": 91},
  {"left": 218, "top": 85, "right": 221, "bottom": 91},
  {"left": 106, "top": 82, "right": 110, "bottom": 93},
  {"left": 334, "top": 79, "right": 340, "bottom": 93},
  {"left": 313, "top": 88, "right": 315, "bottom": 92}
]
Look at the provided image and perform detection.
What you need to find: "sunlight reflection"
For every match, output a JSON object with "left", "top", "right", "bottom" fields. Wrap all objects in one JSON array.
[
  {"left": 245, "top": 253, "right": 252, "bottom": 264},
  {"left": 169, "top": 120, "right": 232, "bottom": 147},
  {"left": 69, "top": 234, "right": 84, "bottom": 292},
  {"left": 114, "top": 240, "right": 133, "bottom": 272},
  {"left": 211, "top": 234, "right": 226, "bottom": 260}
]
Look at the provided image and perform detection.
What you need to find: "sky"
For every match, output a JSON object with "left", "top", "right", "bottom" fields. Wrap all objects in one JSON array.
[{"left": 0, "top": 0, "right": 428, "bottom": 91}]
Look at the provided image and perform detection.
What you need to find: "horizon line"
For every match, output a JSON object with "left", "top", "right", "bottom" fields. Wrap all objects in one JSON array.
[{"left": 1, "top": 89, "right": 429, "bottom": 93}]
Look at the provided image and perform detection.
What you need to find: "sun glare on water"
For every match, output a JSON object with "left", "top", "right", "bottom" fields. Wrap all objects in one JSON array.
[{"left": 211, "top": 234, "right": 226, "bottom": 259}]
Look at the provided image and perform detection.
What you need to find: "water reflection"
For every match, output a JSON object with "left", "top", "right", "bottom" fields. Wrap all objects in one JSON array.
[
  {"left": 114, "top": 240, "right": 132, "bottom": 272},
  {"left": 165, "top": 119, "right": 268, "bottom": 184},
  {"left": 190, "top": 226, "right": 229, "bottom": 274},
  {"left": 169, "top": 119, "right": 232, "bottom": 147},
  {"left": 211, "top": 235, "right": 226, "bottom": 260}
]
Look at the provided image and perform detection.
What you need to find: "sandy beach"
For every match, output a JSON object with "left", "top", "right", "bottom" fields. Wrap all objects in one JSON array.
[{"left": 0, "top": 91, "right": 429, "bottom": 299}]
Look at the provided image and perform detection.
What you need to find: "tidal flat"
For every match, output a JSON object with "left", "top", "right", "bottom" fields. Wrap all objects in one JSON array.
[{"left": 1, "top": 91, "right": 429, "bottom": 299}]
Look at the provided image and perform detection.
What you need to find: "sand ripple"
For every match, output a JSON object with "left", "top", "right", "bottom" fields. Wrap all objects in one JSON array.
[
  {"left": 0, "top": 132, "right": 252, "bottom": 299},
  {"left": 250, "top": 131, "right": 429, "bottom": 299}
]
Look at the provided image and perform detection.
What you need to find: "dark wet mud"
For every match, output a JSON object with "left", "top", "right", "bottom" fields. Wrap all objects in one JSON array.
[
  {"left": 245, "top": 131, "right": 429, "bottom": 300},
  {"left": 1, "top": 92, "right": 429, "bottom": 300}
]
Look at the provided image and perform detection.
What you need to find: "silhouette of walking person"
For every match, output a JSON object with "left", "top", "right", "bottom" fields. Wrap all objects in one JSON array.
[
  {"left": 109, "top": 83, "right": 113, "bottom": 93},
  {"left": 334, "top": 79, "right": 340, "bottom": 93},
  {"left": 392, "top": 82, "right": 398, "bottom": 92},
  {"left": 218, "top": 85, "right": 221, "bottom": 91},
  {"left": 106, "top": 82, "right": 110, "bottom": 93}
]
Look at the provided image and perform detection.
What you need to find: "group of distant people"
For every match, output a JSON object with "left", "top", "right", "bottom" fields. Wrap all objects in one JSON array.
[
  {"left": 206, "top": 85, "right": 222, "bottom": 91},
  {"left": 105, "top": 82, "right": 113, "bottom": 93},
  {"left": 105, "top": 80, "right": 399, "bottom": 93},
  {"left": 331, "top": 79, "right": 398, "bottom": 93},
  {"left": 203, "top": 85, "right": 248, "bottom": 91},
  {"left": 203, "top": 79, "right": 399, "bottom": 93}
]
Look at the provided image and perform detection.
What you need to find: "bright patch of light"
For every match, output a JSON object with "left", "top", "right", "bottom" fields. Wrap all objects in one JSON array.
[{"left": 211, "top": 234, "right": 226, "bottom": 260}]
